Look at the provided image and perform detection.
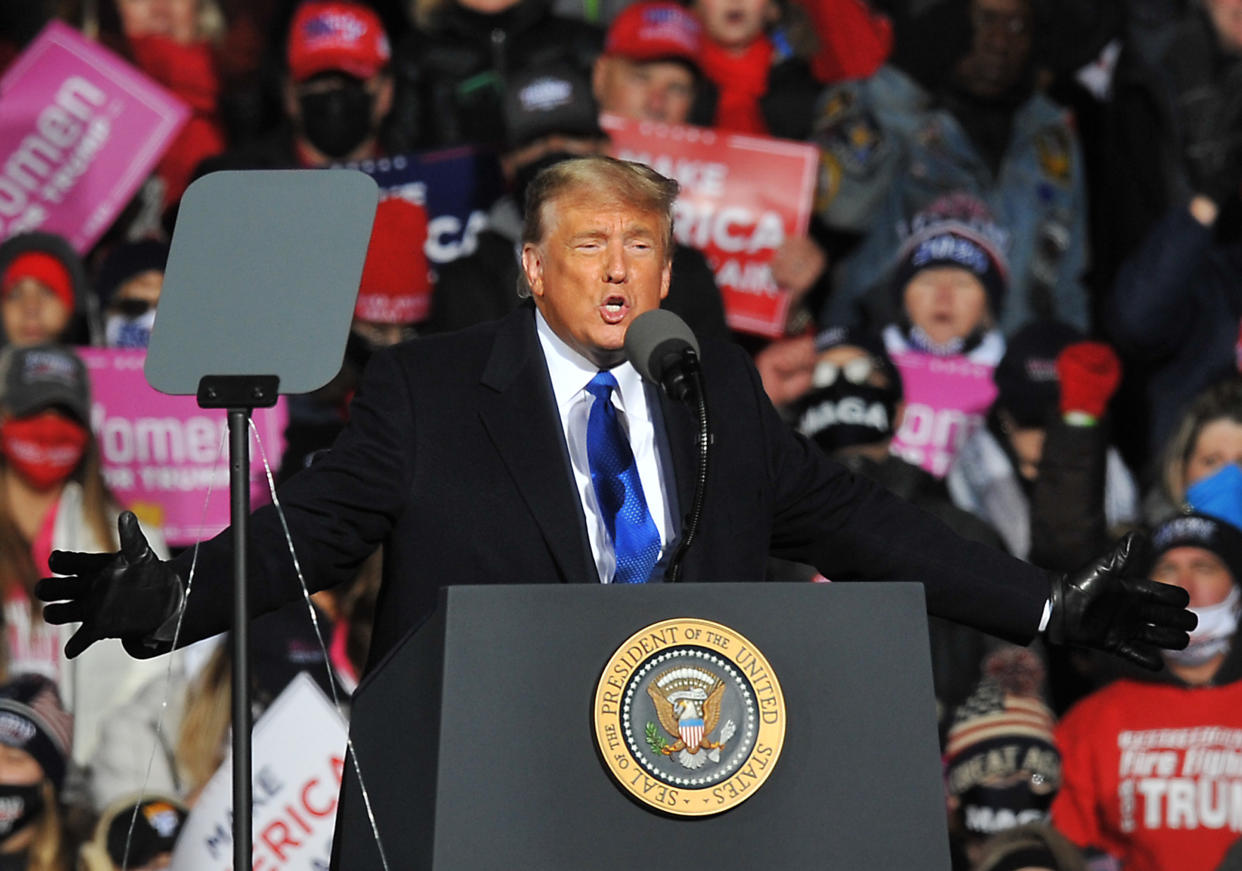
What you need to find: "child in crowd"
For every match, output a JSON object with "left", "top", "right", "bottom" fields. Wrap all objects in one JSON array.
[
  {"left": 879, "top": 193, "right": 1007, "bottom": 478},
  {"left": 689, "top": 0, "right": 821, "bottom": 138}
]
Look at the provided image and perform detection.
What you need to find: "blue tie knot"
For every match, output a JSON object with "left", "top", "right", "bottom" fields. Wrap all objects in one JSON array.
[{"left": 586, "top": 370, "right": 619, "bottom": 402}]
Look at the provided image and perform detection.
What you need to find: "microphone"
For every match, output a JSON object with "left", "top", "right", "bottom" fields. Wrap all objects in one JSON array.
[
  {"left": 624, "top": 309, "right": 701, "bottom": 402},
  {"left": 626, "top": 309, "right": 709, "bottom": 583}
]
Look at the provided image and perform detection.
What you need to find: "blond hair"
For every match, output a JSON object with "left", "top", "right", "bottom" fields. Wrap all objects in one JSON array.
[{"left": 1160, "top": 377, "right": 1242, "bottom": 506}]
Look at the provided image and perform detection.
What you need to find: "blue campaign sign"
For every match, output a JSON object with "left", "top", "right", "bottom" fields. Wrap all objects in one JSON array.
[{"left": 346, "top": 146, "right": 505, "bottom": 266}]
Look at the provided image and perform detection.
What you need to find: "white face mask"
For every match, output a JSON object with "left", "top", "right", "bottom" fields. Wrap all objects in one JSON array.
[
  {"left": 104, "top": 308, "right": 156, "bottom": 348},
  {"left": 1165, "top": 585, "right": 1241, "bottom": 668}
]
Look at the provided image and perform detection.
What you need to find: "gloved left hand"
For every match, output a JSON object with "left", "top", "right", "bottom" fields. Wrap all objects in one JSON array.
[{"left": 1047, "top": 531, "right": 1197, "bottom": 670}]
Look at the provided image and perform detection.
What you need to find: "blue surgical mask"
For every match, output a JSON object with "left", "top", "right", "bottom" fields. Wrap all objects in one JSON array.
[{"left": 1187, "top": 463, "right": 1242, "bottom": 530}]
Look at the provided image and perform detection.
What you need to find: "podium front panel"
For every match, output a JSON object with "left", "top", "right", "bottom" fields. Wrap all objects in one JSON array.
[{"left": 338, "top": 582, "right": 950, "bottom": 870}]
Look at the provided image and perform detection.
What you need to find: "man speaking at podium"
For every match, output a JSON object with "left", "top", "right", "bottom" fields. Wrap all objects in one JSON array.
[{"left": 36, "top": 156, "right": 1193, "bottom": 675}]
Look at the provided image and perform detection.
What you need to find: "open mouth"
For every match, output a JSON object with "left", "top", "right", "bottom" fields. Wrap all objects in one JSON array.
[{"left": 600, "top": 296, "right": 630, "bottom": 324}]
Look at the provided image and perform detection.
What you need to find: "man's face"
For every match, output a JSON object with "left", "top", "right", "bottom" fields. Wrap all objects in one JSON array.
[
  {"left": 593, "top": 56, "right": 697, "bottom": 124},
  {"left": 1151, "top": 546, "right": 1235, "bottom": 609},
  {"left": 952, "top": 0, "right": 1033, "bottom": 99},
  {"left": 1207, "top": 0, "right": 1242, "bottom": 53},
  {"left": 521, "top": 190, "right": 671, "bottom": 369}
]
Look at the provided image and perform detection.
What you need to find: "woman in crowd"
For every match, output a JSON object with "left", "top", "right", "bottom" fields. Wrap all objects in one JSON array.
[
  {"left": 0, "top": 674, "right": 75, "bottom": 871},
  {"left": 0, "top": 236, "right": 95, "bottom": 349},
  {"left": 1148, "top": 377, "right": 1242, "bottom": 525},
  {"left": 0, "top": 345, "right": 165, "bottom": 766}
]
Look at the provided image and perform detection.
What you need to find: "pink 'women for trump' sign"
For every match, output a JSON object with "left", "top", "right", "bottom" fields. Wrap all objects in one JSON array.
[
  {"left": 79, "top": 349, "right": 287, "bottom": 547},
  {"left": 889, "top": 350, "right": 998, "bottom": 478},
  {"left": 603, "top": 113, "right": 818, "bottom": 338},
  {"left": 0, "top": 21, "right": 188, "bottom": 251}
]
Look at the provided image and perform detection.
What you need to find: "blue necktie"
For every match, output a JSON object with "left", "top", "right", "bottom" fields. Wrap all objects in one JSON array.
[{"left": 585, "top": 371, "right": 661, "bottom": 584}]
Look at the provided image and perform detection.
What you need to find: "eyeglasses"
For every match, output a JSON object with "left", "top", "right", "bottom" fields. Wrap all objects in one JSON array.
[
  {"left": 812, "top": 356, "right": 877, "bottom": 389},
  {"left": 109, "top": 298, "right": 154, "bottom": 317}
]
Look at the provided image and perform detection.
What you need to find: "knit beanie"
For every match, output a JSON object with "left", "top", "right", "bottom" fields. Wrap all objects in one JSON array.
[
  {"left": 891, "top": 193, "right": 1009, "bottom": 318},
  {"left": 1150, "top": 511, "right": 1242, "bottom": 582},
  {"left": 944, "top": 647, "right": 1060, "bottom": 836},
  {"left": 0, "top": 675, "right": 73, "bottom": 792}
]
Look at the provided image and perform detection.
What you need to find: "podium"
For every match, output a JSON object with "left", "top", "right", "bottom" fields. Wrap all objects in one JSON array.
[{"left": 334, "top": 583, "right": 951, "bottom": 869}]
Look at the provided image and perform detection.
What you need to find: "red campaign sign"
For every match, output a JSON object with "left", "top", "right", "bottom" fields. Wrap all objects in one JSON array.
[{"left": 602, "top": 113, "right": 818, "bottom": 338}]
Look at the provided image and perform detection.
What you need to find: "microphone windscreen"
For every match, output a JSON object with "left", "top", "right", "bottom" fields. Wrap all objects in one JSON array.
[{"left": 625, "top": 309, "right": 700, "bottom": 386}]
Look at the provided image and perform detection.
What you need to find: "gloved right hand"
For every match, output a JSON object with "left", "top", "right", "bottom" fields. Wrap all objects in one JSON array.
[{"left": 35, "top": 511, "right": 183, "bottom": 659}]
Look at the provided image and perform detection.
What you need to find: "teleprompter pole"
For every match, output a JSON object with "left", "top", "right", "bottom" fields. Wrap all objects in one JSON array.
[{"left": 198, "top": 375, "right": 279, "bottom": 870}]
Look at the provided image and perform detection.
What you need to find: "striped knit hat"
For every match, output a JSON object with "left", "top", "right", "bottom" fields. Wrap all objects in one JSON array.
[
  {"left": 0, "top": 675, "right": 73, "bottom": 791},
  {"left": 944, "top": 647, "right": 1060, "bottom": 801}
]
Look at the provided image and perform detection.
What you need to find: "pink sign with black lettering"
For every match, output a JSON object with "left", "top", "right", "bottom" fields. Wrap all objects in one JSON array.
[
  {"left": 0, "top": 21, "right": 188, "bottom": 251},
  {"left": 79, "top": 348, "right": 287, "bottom": 546}
]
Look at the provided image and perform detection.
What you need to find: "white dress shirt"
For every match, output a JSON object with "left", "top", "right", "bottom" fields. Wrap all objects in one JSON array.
[{"left": 536, "top": 310, "right": 674, "bottom": 582}]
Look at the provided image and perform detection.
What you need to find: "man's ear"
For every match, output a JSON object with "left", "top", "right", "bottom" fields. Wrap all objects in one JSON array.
[
  {"left": 521, "top": 244, "right": 544, "bottom": 298},
  {"left": 659, "top": 257, "right": 672, "bottom": 301}
]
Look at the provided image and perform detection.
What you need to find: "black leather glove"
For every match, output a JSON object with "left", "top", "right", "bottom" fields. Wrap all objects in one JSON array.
[
  {"left": 1047, "top": 531, "right": 1197, "bottom": 671},
  {"left": 35, "top": 511, "right": 183, "bottom": 659}
]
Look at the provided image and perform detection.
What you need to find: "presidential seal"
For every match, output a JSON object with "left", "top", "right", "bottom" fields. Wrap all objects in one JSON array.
[{"left": 593, "top": 618, "right": 785, "bottom": 816}]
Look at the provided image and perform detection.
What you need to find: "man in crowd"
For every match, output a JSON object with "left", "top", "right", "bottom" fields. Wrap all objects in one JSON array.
[{"left": 38, "top": 157, "right": 1191, "bottom": 690}]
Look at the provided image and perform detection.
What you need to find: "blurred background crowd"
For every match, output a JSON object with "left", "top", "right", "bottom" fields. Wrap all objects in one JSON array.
[{"left": 3, "top": 0, "right": 1242, "bottom": 868}]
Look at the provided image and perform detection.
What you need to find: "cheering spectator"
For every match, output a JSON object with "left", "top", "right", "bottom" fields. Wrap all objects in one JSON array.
[
  {"left": 195, "top": 1, "right": 394, "bottom": 173},
  {"left": 812, "top": 0, "right": 1089, "bottom": 335},
  {"left": 78, "top": 794, "right": 187, "bottom": 871},
  {"left": 876, "top": 194, "right": 1008, "bottom": 478},
  {"left": 944, "top": 647, "right": 1063, "bottom": 868},
  {"left": 947, "top": 321, "right": 1138, "bottom": 570},
  {"left": 0, "top": 345, "right": 166, "bottom": 764},
  {"left": 1148, "top": 378, "right": 1242, "bottom": 525},
  {"left": 0, "top": 235, "right": 95, "bottom": 348},
  {"left": 689, "top": 0, "right": 823, "bottom": 138},
  {"left": 0, "top": 675, "right": 75, "bottom": 871},
  {"left": 385, "top": 0, "right": 602, "bottom": 152},
  {"left": 788, "top": 324, "right": 1008, "bottom": 716},
  {"left": 1052, "top": 511, "right": 1242, "bottom": 871},
  {"left": 1106, "top": 193, "right": 1242, "bottom": 461},
  {"left": 92, "top": 240, "right": 169, "bottom": 350},
  {"left": 96, "top": 0, "right": 229, "bottom": 213},
  {"left": 1089, "top": 0, "right": 1242, "bottom": 291}
]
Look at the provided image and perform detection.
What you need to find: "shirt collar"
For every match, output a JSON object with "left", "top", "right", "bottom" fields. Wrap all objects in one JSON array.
[{"left": 535, "top": 308, "right": 647, "bottom": 415}]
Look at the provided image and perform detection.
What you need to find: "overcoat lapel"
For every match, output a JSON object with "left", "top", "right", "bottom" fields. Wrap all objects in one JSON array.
[{"left": 477, "top": 307, "right": 597, "bottom": 582}]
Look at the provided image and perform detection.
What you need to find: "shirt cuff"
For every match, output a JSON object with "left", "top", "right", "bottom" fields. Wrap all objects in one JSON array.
[{"left": 1038, "top": 598, "right": 1052, "bottom": 633}]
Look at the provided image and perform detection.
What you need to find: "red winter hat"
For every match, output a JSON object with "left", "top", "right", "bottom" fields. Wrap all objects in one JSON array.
[
  {"left": 1, "top": 252, "right": 75, "bottom": 312},
  {"left": 355, "top": 198, "right": 430, "bottom": 325},
  {"left": 605, "top": 2, "right": 703, "bottom": 67},
  {"left": 287, "top": 1, "right": 391, "bottom": 83}
]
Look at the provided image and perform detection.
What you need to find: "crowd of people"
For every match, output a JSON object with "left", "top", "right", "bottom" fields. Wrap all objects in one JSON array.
[{"left": 0, "top": 0, "right": 1240, "bottom": 868}]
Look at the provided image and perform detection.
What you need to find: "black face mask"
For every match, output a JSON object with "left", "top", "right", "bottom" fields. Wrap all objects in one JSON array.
[
  {"left": 959, "top": 780, "right": 1055, "bottom": 835},
  {"left": 297, "top": 82, "right": 375, "bottom": 159},
  {"left": 0, "top": 782, "right": 43, "bottom": 838},
  {"left": 793, "top": 382, "right": 900, "bottom": 453},
  {"left": 513, "top": 152, "right": 578, "bottom": 214}
]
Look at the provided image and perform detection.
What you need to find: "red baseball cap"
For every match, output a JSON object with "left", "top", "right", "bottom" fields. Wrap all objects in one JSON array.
[
  {"left": 287, "top": 1, "right": 391, "bottom": 83},
  {"left": 605, "top": 2, "right": 703, "bottom": 66}
]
